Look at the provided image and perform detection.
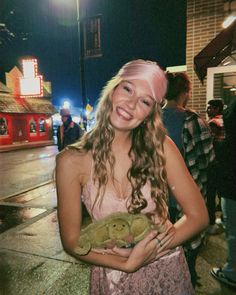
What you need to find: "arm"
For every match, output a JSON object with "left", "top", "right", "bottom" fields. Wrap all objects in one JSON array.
[
  {"left": 164, "top": 136, "right": 209, "bottom": 248},
  {"left": 56, "top": 149, "right": 157, "bottom": 272}
]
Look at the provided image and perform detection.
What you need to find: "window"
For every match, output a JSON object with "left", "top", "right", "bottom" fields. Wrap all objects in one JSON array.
[
  {"left": 0, "top": 117, "right": 8, "bottom": 135},
  {"left": 39, "top": 118, "right": 46, "bottom": 133},
  {"left": 207, "top": 65, "right": 236, "bottom": 107},
  {"left": 29, "top": 118, "right": 37, "bottom": 134}
]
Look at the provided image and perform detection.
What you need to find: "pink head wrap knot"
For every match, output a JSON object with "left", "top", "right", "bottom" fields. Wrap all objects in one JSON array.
[{"left": 117, "top": 59, "right": 167, "bottom": 103}]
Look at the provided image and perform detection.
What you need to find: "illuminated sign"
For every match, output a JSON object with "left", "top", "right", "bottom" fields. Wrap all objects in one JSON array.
[{"left": 20, "top": 58, "right": 43, "bottom": 97}]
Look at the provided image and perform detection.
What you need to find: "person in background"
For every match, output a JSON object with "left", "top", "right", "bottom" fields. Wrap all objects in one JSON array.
[
  {"left": 56, "top": 108, "right": 83, "bottom": 151},
  {"left": 211, "top": 98, "right": 236, "bottom": 288},
  {"left": 206, "top": 99, "right": 225, "bottom": 235},
  {"left": 162, "top": 72, "right": 214, "bottom": 288},
  {"left": 56, "top": 60, "right": 209, "bottom": 295}
]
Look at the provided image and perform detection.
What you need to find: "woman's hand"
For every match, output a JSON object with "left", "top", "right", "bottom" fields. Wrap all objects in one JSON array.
[
  {"left": 155, "top": 223, "right": 176, "bottom": 253},
  {"left": 114, "top": 225, "right": 176, "bottom": 273}
]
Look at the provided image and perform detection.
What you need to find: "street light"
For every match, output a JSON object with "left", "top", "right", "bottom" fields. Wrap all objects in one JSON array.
[{"left": 62, "top": 100, "right": 71, "bottom": 109}]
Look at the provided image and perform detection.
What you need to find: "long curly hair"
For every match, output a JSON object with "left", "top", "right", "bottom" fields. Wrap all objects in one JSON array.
[{"left": 70, "top": 60, "right": 169, "bottom": 221}]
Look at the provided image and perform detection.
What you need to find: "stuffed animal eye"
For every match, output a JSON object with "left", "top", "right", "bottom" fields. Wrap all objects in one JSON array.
[{"left": 113, "top": 224, "right": 116, "bottom": 227}]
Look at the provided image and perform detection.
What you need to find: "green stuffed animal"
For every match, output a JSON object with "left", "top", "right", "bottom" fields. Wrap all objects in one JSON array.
[{"left": 74, "top": 212, "right": 165, "bottom": 255}]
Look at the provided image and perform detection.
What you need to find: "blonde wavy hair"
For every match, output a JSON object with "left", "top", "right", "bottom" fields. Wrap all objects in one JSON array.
[{"left": 70, "top": 60, "right": 169, "bottom": 221}]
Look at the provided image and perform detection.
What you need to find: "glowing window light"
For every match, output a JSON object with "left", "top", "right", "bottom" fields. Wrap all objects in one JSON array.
[
  {"left": 20, "top": 58, "right": 43, "bottom": 97},
  {"left": 20, "top": 76, "right": 43, "bottom": 96},
  {"left": 22, "top": 59, "right": 38, "bottom": 78}
]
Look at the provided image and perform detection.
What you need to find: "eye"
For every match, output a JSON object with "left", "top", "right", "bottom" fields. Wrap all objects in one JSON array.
[
  {"left": 123, "top": 85, "right": 132, "bottom": 93},
  {"left": 140, "top": 97, "right": 153, "bottom": 107}
]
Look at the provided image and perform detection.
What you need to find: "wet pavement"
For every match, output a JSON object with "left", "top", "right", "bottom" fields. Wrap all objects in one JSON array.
[
  {"left": 0, "top": 182, "right": 90, "bottom": 295},
  {"left": 0, "top": 182, "right": 57, "bottom": 234},
  {"left": 0, "top": 145, "right": 58, "bottom": 200},
  {"left": 0, "top": 205, "right": 46, "bottom": 233}
]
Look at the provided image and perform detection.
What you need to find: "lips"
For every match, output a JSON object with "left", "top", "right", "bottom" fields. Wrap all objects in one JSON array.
[{"left": 116, "top": 106, "right": 133, "bottom": 120}]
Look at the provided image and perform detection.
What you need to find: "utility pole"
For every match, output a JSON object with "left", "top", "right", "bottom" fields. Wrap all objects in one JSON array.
[{"left": 76, "top": 0, "right": 86, "bottom": 110}]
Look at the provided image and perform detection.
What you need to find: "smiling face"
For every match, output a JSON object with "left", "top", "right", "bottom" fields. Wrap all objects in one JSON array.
[{"left": 109, "top": 79, "right": 155, "bottom": 132}]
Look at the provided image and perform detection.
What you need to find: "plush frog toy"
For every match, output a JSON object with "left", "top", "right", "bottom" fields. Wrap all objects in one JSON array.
[{"left": 74, "top": 212, "right": 165, "bottom": 255}]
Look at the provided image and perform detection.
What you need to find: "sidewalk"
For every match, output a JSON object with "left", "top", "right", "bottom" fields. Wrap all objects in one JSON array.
[
  {"left": 0, "top": 183, "right": 90, "bottom": 295},
  {"left": 0, "top": 140, "right": 55, "bottom": 153},
  {"left": 0, "top": 183, "right": 235, "bottom": 295}
]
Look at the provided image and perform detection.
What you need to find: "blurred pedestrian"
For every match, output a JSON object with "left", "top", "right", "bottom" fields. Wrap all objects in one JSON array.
[
  {"left": 211, "top": 98, "right": 236, "bottom": 288},
  {"left": 162, "top": 72, "right": 214, "bottom": 288},
  {"left": 56, "top": 108, "right": 83, "bottom": 151},
  {"left": 206, "top": 99, "right": 225, "bottom": 235}
]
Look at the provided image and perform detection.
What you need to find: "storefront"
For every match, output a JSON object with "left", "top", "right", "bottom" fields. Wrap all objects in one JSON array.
[{"left": 0, "top": 58, "right": 57, "bottom": 148}]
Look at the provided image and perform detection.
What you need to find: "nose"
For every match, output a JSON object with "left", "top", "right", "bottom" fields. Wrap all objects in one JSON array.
[{"left": 126, "top": 95, "right": 138, "bottom": 110}]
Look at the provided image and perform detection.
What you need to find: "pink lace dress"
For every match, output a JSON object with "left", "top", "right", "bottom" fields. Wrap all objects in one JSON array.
[{"left": 82, "top": 178, "right": 194, "bottom": 295}]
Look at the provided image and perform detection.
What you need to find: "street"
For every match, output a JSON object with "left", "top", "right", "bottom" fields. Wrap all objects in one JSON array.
[
  {"left": 0, "top": 146, "right": 58, "bottom": 199},
  {"left": 0, "top": 146, "right": 235, "bottom": 294}
]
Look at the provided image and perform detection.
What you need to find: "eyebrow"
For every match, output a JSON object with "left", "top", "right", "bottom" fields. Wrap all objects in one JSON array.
[{"left": 122, "top": 80, "right": 155, "bottom": 102}]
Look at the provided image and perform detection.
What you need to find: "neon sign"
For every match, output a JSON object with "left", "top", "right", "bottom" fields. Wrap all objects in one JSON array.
[{"left": 20, "top": 58, "right": 43, "bottom": 97}]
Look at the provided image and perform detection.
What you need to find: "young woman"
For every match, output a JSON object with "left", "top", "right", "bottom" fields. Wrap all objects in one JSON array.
[{"left": 56, "top": 60, "right": 208, "bottom": 294}]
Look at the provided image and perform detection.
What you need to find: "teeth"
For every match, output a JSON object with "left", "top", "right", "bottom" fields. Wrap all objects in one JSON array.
[{"left": 117, "top": 107, "right": 132, "bottom": 120}]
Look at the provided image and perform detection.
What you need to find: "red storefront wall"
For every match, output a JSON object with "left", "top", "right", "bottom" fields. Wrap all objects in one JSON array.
[{"left": 0, "top": 113, "right": 53, "bottom": 146}]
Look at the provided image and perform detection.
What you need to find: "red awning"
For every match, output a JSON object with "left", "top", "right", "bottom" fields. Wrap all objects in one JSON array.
[{"left": 194, "top": 20, "right": 236, "bottom": 82}]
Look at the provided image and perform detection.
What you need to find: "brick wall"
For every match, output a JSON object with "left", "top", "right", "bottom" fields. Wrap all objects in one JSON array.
[{"left": 186, "top": 0, "right": 225, "bottom": 116}]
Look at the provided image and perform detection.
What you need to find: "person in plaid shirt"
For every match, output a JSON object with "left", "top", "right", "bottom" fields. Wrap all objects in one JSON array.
[
  {"left": 163, "top": 72, "right": 215, "bottom": 288},
  {"left": 183, "top": 109, "right": 215, "bottom": 197}
]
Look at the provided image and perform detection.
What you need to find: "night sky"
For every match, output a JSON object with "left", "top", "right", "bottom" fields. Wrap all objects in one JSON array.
[{"left": 0, "top": 0, "right": 186, "bottom": 109}]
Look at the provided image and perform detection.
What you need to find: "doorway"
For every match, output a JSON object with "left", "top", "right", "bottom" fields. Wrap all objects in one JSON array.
[{"left": 12, "top": 118, "right": 28, "bottom": 142}]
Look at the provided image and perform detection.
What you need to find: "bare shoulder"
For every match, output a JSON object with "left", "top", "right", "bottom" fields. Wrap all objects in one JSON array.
[
  {"left": 56, "top": 148, "right": 92, "bottom": 183},
  {"left": 163, "top": 135, "right": 185, "bottom": 166},
  {"left": 163, "top": 135, "right": 178, "bottom": 154}
]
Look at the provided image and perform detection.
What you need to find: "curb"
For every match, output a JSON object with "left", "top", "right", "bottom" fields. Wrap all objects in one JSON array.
[
  {"left": 0, "top": 180, "right": 54, "bottom": 201},
  {"left": 0, "top": 141, "right": 56, "bottom": 153}
]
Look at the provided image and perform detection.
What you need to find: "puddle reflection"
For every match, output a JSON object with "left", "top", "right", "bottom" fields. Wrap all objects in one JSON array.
[{"left": 0, "top": 206, "right": 46, "bottom": 233}]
